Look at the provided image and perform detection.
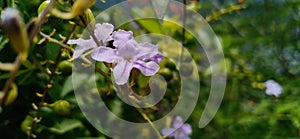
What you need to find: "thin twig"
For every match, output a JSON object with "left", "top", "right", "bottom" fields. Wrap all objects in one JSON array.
[
  {"left": 0, "top": 56, "right": 22, "bottom": 106},
  {"left": 1, "top": 0, "right": 56, "bottom": 107},
  {"left": 179, "top": 0, "right": 187, "bottom": 67},
  {"left": 136, "top": 108, "right": 164, "bottom": 139},
  {"left": 78, "top": 15, "right": 103, "bottom": 46},
  {"left": 115, "top": 84, "right": 163, "bottom": 139},
  {"left": 39, "top": 32, "right": 74, "bottom": 52},
  {"left": 29, "top": 0, "right": 56, "bottom": 44},
  {"left": 28, "top": 22, "right": 77, "bottom": 139}
]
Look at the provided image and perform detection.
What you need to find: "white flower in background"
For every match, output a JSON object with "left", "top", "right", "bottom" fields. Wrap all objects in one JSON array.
[{"left": 263, "top": 80, "right": 283, "bottom": 97}]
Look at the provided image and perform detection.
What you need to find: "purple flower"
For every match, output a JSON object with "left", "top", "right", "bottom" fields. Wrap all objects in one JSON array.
[
  {"left": 264, "top": 80, "right": 283, "bottom": 97},
  {"left": 162, "top": 116, "right": 192, "bottom": 139},
  {"left": 91, "top": 30, "right": 163, "bottom": 85},
  {"left": 67, "top": 23, "right": 114, "bottom": 59}
]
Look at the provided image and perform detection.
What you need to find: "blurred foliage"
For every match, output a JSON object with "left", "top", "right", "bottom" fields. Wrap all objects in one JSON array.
[{"left": 0, "top": 0, "right": 299, "bottom": 139}]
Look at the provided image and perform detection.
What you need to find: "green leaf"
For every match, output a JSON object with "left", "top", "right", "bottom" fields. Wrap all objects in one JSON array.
[
  {"left": 46, "top": 43, "right": 61, "bottom": 61},
  {"left": 0, "top": 36, "right": 9, "bottom": 52},
  {"left": 135, "top": 18, "right": 163, "bottom": 34},
  {"left": 61, "top": 73, "right": 89, "bottom": 98},
  {"left": 48, "top": 119, "right": 83, "bottom": 135}
]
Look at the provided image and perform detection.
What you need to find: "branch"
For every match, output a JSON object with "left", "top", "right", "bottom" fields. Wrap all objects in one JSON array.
[
  {"left": 28, "top": 21, "right": 77, "bottom": 139},
  {"left": 0, "top": 56, "right": 22, "bottom": 106},
  {"left": 39, "top": 32, "right": 74, "bottom": 52}
]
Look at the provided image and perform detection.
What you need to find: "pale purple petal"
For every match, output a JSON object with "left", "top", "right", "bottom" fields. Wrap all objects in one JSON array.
[
  {"left": 91, "top": 47, "right": 117, "bottom": 63},
  {"left": 136, "top": 43, "right": 163, "bottom": 62},
  {"left": 264, "top": 80, "right": 282, "bottom": 97},
  {"left": 117, "top": 39, "right": 139, "bottom": 60},
  {"left": 149, "top": 53, "right": 164, "bottom": 63},
  {"left": 173, "top": 116, "right": 184, "bottom": 128},
  {"left": 112, "top": 30, "right": 133, "bottom": 47},
  {"left": 113, "top": 60, "right": 133, "bottom": 85},
  {"left": 140, "top": 42, "right": 158, "bottom": 51},
  {"left": 137, "top": 52, "right": 164, "bottom": 62},
  {"left": 67, "top": 38, "right": 97, "bottom": 59},
  {"left": 133, "top": 61, "right": 160, "bottom": 76},
  {"left": 181, "top": 124, "right": 192, "bottom": 135},
  {"left": 162, "top": 128, "right": 176, "bottom": 137},
  {"left": 94, "top": 23, "right": 114, "bottom": 43},
  {"left": 162, "top": 116, "right": 192, "bottom": 139}
]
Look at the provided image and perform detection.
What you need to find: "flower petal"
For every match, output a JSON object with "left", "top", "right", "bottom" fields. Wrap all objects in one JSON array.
[
  {"left": 91, "top": 47, "right": 117, "bottom": 63},
  {"left": 264, "top": 80, "right": 282, "bottom": 97},
  {"left": 133, "top": 60, "right": 160, "bottom": 76},
  {"left": 136, "top": 43, "right": 163, "bottom": 62},
  {"left": 181, "top": 124, "right": 192, "bottom": 135},
  {"left": 149, "top": 53, "right": 164, "bottom": 63},
  {"left": 117, "top": 39, "right": 139, "bottom": 59},
  {"left": 68, "top": 38, "right": 97, "bottom": 59},
  {"left": 162, "top": 128, "right": 176, "bottom": 137},
  {"left": 173, "top": 116, "right": 184, "bottom": 128},
  {"left": 94, "top": 23, "right": 114, "bottom": 43},
  {"left": 112, "top": 30, "right": 133, "bottom": 47},
  {"left": 113, "top": 61, "right": 133, "bottom": 85}
]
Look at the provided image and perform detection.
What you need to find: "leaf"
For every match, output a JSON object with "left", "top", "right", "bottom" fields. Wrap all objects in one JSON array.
[
  {"left": 46, "top": 43, "right": 61, "bottom": 61},
  {"left": 48, "top": 119, "right": 83, "bottom": 135},
  {"left": 129, "top": 7, "right": 164, "bottom": 34},
  {"left": 136, "top": 18, "right": 163, "bottom": 34},
  {"left": 0, "top": 36, "right": 9, "bottom": 52},
  {"left": 61, "top": 73, "right": 89, "bottom": 98},
  {"left": 0, "top": 69, "right": 30, "bottom": 79}
]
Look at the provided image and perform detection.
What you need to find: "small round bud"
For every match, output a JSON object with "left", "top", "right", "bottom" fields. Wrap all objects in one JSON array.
[
  {"left": 58, "top": 60, "right": 73, "bottom": 75},
  {"left": 50, "top": 100, "right": 71, "bottom": 116},
  {"left": 21, "top": 116, "right": 34, "bottom": 133}
]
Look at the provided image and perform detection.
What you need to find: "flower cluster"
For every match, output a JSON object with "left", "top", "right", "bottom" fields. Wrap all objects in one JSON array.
[
  {"left": 68, "top": 23, "right": 163, "bottom": 85},
  {"left": 162, "top": 116, "right": 192, "bottom": 139},
  {"left": 263, "top": 80, "right": 283, "bottom": 97}
]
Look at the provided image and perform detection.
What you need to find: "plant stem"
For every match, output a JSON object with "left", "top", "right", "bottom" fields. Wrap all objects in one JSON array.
[
  {"left": 0, "top": 55, "right": 22, "bottom": 106},
  {"left": 136, "top": 108, "right": 164, "bottom": 139},
  {"left": 28, "top": 22, "right": 77, "bottom": 139},
  {"left": 29, "top": 0, "right": 56, "bottom": 44},
  {"left": 79, "top": 15, "right": 103, "bottom": 46},
  {"left": 1, "top": 0, "right": 56, "bottom": 108},
  {"left": 39, "top": 32, "right": 75, "bottom": 52},
  {"left": 115, "top": 84, "right": 163, "bottom": 139},
  {"left": 179, "top": 0, "right": 187, "bottom": 67}
]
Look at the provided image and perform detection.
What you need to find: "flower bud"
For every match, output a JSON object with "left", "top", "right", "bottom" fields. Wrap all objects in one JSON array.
[
  {"left": 37, "top": 0, "right": 51, "bottom": 17},
  {"left": 0, "top": 83, "right": 18, "bottom": 106},
  {"left": 1, "top": 8, "right": 29, "bottom": 61},
  {"left": 58, "top": 60, "right": 73, "bottom": 75},
  {"left": 50, "top": 0, "right": 96, "bottom": 19},
  {"left": 49, "top": 100, "right": 71, "bottom": 116},
  {"left": 80, "top": 9, "right": 95, "bottom": 29},
  {"left": 21, "top": 116, "right": 33, "bottom": 134},
  {"left": 72, "top": 0, "right": 96, "bottom": 16}
]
